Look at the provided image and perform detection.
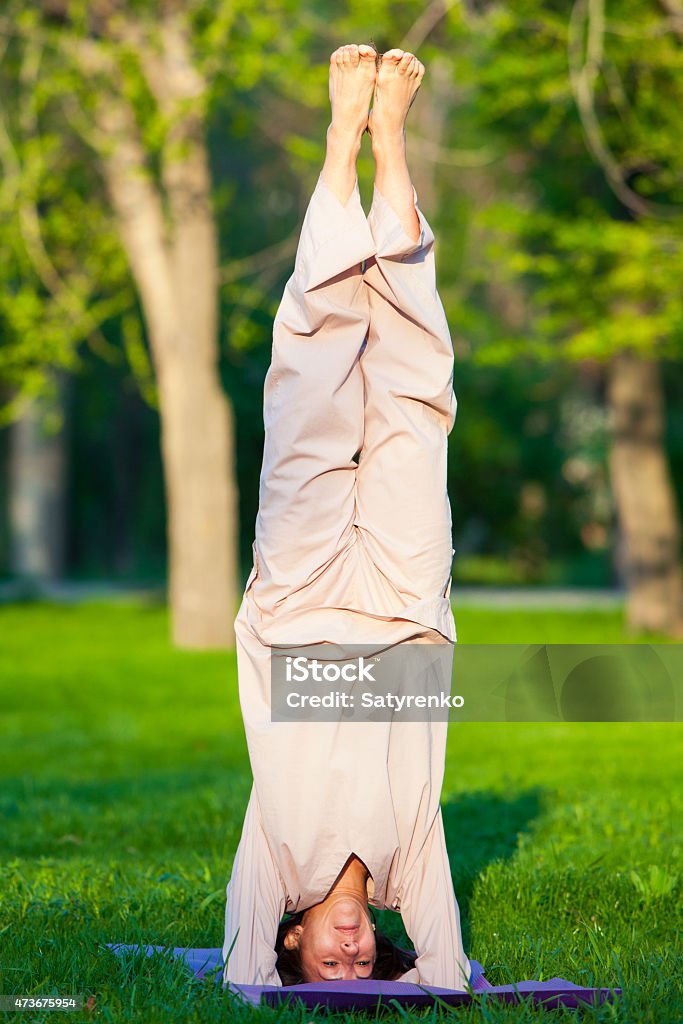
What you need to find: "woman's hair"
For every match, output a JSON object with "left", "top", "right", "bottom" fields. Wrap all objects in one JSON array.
[
  {"left": 364, "top": 39, "right": 381, "bottom": 67},
  {"left": 274, "top": 909, "right": 417, "bottom": 985}
]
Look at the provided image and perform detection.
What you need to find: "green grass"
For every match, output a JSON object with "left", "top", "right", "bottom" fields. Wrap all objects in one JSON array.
[{"left": 0, "top": 599, "right": 681, "bottom": 1022}]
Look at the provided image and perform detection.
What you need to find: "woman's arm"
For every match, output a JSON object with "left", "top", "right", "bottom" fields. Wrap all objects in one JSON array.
[
  {"left": 396, "top": 809, "right": 472, "bottom": 990},
  {"left": 222, "top": 787, "right": 287, "bottom": 987}
]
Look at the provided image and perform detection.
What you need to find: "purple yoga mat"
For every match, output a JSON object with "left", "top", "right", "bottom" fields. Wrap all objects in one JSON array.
[{"left": 105, "top": 944, "right": 622, "bottom": 1010}]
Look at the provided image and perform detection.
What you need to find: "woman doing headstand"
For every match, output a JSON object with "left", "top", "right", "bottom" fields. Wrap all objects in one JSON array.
[{"left": 222, "top": 43, "right": 471, "bottom": 991}]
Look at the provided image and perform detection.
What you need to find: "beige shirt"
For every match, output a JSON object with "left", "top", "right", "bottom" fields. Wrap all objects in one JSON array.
[{"left": 222, "top": 558, "right": 471, "bottom": 991}]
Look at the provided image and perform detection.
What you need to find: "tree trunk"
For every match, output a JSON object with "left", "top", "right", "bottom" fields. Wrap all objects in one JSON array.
[
  {"left": 158, "top": 358, "right": 237, "bottom": 647},
  {"left": 83, "top": 25, "right": 238, "bottom": 648},
  {"left": 7, "top": 369, "right": 69, "bottom": 584},
  {"left": 605, "top": 349, "right": 683, "bottom": 636},
  {"left": 105, "top": 141, "right": 238, "bottom": 649}
]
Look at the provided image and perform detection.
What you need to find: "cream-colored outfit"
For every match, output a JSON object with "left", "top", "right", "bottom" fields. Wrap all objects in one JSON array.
[{"left": 222, "top": 174, "right": 471, "bottom": 991}]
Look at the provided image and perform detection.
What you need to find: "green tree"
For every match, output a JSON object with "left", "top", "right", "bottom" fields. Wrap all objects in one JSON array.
[
  {"left": 0, "top": 0, "right": 320, "bottom": 647},
  {"left": 441, "top": 0, "right": 683, "bottom": 633},
  {"left": 0, "top": 0, "right": 453, "bottom": 643}
]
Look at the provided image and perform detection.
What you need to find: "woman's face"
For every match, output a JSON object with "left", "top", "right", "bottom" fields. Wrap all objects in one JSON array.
[{"left": 285, "top": 891, "right": 377, "bottom": 981}]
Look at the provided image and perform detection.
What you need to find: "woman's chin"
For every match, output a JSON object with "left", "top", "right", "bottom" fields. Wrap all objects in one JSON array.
[{"left": 331, "top": 900, "right": 370, "bottom": 930}]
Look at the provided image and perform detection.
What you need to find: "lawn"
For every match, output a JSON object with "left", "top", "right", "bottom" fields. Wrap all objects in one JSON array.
[{"left": 0, "top": 599, "right": 680, "bottom": 1022}]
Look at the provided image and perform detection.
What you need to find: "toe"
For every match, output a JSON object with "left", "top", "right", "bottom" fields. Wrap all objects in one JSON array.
[
  {"left": 348, "top": 44, "right": 360, "bottom": 65},
  {"left": 399, "top": 52, "right": 414, "bottom": 73},
  {"left": 382, "top": 47, "right": 404, "bottom": 62},
  {"left": 358, "top": 43, "right": 377, "bottom": 60}
]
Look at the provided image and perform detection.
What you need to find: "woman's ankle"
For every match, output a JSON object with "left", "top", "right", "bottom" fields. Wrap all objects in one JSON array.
[{"left": 321, "top": 125, "right": 362, "bottom": 205}]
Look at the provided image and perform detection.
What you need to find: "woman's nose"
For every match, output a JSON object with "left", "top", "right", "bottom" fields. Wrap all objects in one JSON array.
[{"left": 341, "top": 939, "right": 359, "bottom": 955}]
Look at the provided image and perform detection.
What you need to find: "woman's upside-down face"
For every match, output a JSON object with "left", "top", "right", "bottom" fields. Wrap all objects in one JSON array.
[{"left": 283, "top": 891, "right": 377, "bottom": 981}]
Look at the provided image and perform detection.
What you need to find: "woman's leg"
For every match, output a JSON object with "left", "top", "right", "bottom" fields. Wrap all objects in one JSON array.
[
  {"left": 356, "top": 51, "right": 457, "bottom": 609},
  {"left": 367, "top": 49, "right": 424, "bottom": 242},
  {"left": 249, "top": 45, "right": 378, "bottom": 619}
]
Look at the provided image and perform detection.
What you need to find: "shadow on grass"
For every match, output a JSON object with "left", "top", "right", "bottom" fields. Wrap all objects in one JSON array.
[
  {"left": 442, "top": 787, "right": 545, "bottom": 951},
  {"left": 372, "top": 786, "right": 545, "bottom": 956}
]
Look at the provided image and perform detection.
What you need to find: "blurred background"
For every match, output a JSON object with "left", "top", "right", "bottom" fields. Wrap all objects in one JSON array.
[{"left": 0, "top": 0, "right": 682, "bottom": 647}]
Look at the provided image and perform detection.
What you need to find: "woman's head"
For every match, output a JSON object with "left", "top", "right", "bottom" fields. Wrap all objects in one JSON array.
[
  {"left": 275, "top": 901, "right": 417, "bottom": 985},
  {"left": 279, "top": 891, "right": 376, "bottom": 982}
]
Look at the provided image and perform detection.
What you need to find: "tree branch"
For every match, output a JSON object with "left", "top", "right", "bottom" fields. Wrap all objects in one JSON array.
[
  {"left": 401, "top": 0, "right": 464, "bottom": 51},
  {"left": 220, "top": 230, "right": 299, "bottom": 285},
  {"left": 65, "top": 35, "right": 179, "bottom": 357},
  {"left": 567, "top": 0, "right": 682, "bottom": 220},
  {"left": 0, "top": 39, "right": 120, "bottom": 346}
]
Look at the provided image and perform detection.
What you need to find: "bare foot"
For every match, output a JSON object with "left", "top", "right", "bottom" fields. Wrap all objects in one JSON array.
[
  {"left": 328, "top": 43, "right": 378, "bottom": 142},
  {"left": 367, "top": 49, "right": 425, "bottom": 143},
  {"left": 368, "top": 50, "right": 425, "bottom": 242},
  {"left": 321, "top": 43, "right": 377, "bottom": 205}
]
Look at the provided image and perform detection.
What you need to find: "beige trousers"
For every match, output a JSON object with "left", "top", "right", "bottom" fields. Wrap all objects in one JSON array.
[{"left": 242, "top": 172, "right": 458, "bottom": 646}]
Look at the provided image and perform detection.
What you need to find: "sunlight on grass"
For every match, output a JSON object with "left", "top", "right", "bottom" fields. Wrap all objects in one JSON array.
[{"left": 0, "top": 599, "right": 681, "bottom": 1022}]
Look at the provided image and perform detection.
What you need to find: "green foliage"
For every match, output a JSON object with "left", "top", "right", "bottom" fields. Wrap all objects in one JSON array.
[
  {"left": 1, "top": 0, "right": 682, "bottom": 422},
  {"left": 0, "top": 4, "right": 134, "bottom": 422},
  {"left": 1, "top": 0, "right": 682, "bottom": 585},
  {"left": 448, "top": 0, "right": 683, "bottom": 364},
  {"left": 478, "top": 206, "right": 683, "bottom": 361}
]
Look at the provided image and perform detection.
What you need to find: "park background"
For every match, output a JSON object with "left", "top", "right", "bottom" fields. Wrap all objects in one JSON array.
[{"left": 0, "top": 1, "right": 681, "bottom": 1022}]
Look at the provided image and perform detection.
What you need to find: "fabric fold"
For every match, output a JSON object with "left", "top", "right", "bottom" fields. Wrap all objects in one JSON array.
[
  {"left": 295, "top": 174, "right": 377, "bottom": 292},
  {"left": 367, "top": 183, "right": 434, "bottom": 262}
]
